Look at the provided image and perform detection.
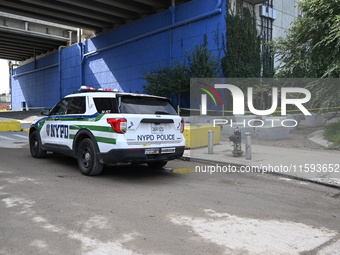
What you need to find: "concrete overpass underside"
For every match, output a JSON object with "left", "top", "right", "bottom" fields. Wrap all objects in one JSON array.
[{"left": 0, "top": 0, "right": 190, "bottom": 61}]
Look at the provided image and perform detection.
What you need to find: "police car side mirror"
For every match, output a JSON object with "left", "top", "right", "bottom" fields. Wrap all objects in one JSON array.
[{"left": 41, "top": 109, "right": 51, "bottom": 116}]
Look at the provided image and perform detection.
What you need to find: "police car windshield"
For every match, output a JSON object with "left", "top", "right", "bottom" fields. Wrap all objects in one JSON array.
[{"left": 119, "top": 96, "right": 177, "bottom": 115}]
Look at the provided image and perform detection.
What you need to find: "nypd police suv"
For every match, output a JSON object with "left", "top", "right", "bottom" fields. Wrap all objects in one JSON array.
[{"left": 29, "top": 86, "right": 185, "bottom": 176}]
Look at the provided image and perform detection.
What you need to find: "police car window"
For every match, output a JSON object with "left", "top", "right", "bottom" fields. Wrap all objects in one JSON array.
[
  {"left": 50, "top": 98, "right": 71, "bottom": 115},
  {"left": 93, "top": 98, "right": 118, "bottom": 114},
  {"left": 119, "top": 96, "right": 177, "bottom": 115},
  {"left": 67, "top": 97, "right": 85, "bottom": 114}
]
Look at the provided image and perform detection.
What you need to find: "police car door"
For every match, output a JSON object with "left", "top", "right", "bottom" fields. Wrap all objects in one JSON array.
[
  {"left": 58, "top": 96, "right": 86, "bottom": 150},
  {"left": 41, "top": 98, "right": 71, "bottom": 149}
]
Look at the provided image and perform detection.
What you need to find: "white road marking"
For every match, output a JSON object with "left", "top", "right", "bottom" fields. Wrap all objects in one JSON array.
[
  {"left": 13, "top": 134, "right": 28, "bottom": 139},
  {"left": 1, "top": 192, "right": 143, "bottom": 255},
  {"left": 30, "top": 239, "right": 48, "bottom": 250},
  {"left": 0, "top": 135, "right": 15, "bottom": 141},
  {"left": 169, "top": 209, "right": 338, "bottom": 255},
  {"left": 4, "top": 177, "right": 39, "bottom": 184},
  {"left": 0, "top": 133, "right": 28, "bottom": 148},
  {"left": 317, "top": 239, "right": 340, "bottom": 255}
]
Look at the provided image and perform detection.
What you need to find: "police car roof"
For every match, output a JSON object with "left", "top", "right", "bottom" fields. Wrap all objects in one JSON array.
[{"left": 67, "top": 91, "right": 168, "bottom": 100}]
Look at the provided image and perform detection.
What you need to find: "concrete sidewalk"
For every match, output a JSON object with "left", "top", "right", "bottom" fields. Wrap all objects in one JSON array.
[{"left": 184, "top": 142, "right": 340, "bottom": 188}]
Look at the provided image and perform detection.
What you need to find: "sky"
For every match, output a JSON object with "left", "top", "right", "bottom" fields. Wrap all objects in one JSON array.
[{"left": 0, "top": 59, "right": 10, "bottom": 94}]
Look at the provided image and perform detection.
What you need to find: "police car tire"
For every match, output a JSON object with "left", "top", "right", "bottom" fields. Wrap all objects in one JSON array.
[
  {"left": 77, "top": 138, "right": 103, "bottom": 176},
  {"left": 147, "top": 161, "right": 168, "bottom": 168},
  {"left": 29, "top": 130, "right": 47, "bottom": 158}
]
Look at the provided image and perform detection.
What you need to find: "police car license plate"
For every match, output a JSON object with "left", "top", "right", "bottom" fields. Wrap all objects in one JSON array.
[
  {"left": 161, "top": 147, "right": 175, "bottom": 154},
  {"left": 151, "top": 124, "right": 164, "bottom": 134},
  {"left": 145, "top": 148, "right": 160, "bottom": 155}
]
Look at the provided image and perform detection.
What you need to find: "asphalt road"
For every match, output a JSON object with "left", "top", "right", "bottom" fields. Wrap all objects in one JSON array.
[{"left": 0, "top": 141, "right": 340, "bottom": 254}]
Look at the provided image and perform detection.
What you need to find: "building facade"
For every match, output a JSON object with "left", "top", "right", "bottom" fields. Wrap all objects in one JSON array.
[
  {"left": 9, "top": 0, "right": 300, "bottom": 110},
  {"left": 10, "top": 0, "right": 226, "bottom": 110}
]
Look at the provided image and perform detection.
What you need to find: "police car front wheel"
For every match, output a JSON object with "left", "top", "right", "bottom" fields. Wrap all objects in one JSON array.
[
  {"left": 77, "top": 138, "right": 103, "bottom": 176},
  {"left": 29, "top": 130, "right": 47, "bottom": 158}
]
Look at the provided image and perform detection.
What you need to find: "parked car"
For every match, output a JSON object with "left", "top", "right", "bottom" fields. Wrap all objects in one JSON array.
[{"left": 29, "top": 86, "right": 185, "bottom": 175}]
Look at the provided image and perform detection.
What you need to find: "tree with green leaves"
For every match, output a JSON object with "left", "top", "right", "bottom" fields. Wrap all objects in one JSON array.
[
  {"left": 187, "top": 36, "right": 221, "bottom": 78},
  {"left": 221, "top": 0, "right": 261, "bottom": 78},
  {"left": 271, "top": 0, "right": 340, "bottom": 110},
  {"left": 273, "top": 0, "right": 340, "bottom": 78},
  {"left": 142, "top": 61, "right": 188, "bottom": 105}
]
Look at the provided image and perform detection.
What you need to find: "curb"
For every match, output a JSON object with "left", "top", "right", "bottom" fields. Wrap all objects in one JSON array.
[
  {"left": 0, "top": 120, "right": 21, "bottom": 132},
  {"left": 182, "top": 156, "right": 340, "bottom": 190}
]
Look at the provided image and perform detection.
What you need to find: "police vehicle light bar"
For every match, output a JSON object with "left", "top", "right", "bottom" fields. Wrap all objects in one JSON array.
[{"left": 78, "top": 86, "right": 119, "bottom": 92}]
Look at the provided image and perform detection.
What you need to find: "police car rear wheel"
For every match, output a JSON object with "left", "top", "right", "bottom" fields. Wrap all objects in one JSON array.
[
  {"left": 147, "top": 161, "right": 167, "bottom": 168},
  {"left": 29, "top": 130, "right": 47, "bottom": 158},
  {"left": 77, "top": 138, "right": 103, "bottom": 176}
]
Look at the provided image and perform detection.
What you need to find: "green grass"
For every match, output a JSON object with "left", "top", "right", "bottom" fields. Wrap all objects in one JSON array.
[{"left": 324, "top": 121, "right": 340, "bottom": 149}]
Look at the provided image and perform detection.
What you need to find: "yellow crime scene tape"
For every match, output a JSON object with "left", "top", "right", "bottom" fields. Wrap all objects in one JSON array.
[{"left": 179, "top": 106, "right": 340, "bottom": 114}]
